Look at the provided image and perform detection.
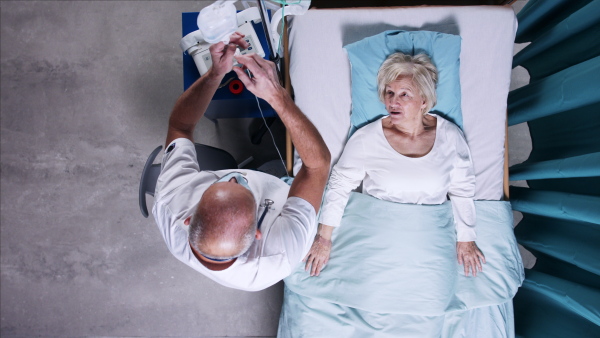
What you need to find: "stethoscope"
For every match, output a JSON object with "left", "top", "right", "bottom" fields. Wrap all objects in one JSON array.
[{"left": 257, "top": 199, "right": 274, "bottom": 230}]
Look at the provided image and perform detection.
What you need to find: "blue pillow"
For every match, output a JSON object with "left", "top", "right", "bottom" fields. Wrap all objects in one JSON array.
[{"left": 344, "top": 30, "right": 463, "bottom": 133}]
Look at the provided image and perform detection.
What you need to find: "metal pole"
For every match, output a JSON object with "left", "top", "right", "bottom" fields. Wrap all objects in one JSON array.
[{"left": 257, "top": 0, "right": 278, "bottom": 64}]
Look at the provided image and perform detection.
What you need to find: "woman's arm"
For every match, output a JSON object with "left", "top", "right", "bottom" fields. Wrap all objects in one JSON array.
[
  {"left": 319, "top": 132, "right": 368, "bottom": 228},
  {"left": 448, "top": 126, "right": 485, "bottom": 276},
  {"left": 304, "top": 132, "right": 367, "bottom": 276}
]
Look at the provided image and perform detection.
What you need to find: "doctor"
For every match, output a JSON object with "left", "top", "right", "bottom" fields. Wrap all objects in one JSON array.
[{"left": 152, "top": 32, "right": 330, "bottom": 291}]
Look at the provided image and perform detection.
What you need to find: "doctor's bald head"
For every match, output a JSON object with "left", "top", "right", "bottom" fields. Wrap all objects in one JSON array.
[{"left": 188, "top": 180, "right": 258, "bottom": 261}]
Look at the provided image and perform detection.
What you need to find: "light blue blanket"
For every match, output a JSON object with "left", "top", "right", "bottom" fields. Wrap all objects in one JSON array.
[{"left": 280, "top": 193, "right": 524, "bottom": 336}]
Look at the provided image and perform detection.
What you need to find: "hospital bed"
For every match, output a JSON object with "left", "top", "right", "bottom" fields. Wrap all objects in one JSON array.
[{"left": 278, "top": 4, "right": 524, "bottom": 337}]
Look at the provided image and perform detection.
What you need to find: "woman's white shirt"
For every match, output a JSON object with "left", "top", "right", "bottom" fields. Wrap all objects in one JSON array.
[{"left": 319, "top": 114, "right": 477, "bottom": 242}]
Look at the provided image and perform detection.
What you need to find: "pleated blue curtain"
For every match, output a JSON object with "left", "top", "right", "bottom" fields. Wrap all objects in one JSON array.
[{"left": 508, "top": 0, "right": 600, "bottom": 336}]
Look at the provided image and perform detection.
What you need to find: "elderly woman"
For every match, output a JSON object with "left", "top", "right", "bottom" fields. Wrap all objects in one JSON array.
[{"left": 304, "top": 52, "right": 485, "bottom": 277}]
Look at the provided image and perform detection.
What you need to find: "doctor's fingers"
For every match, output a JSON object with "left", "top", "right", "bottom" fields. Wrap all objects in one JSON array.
[
  {"left": 222, "top": 43, "right": 238, "bottom": 62},
  {"left": 240, "top": 54, "right": 279, "bottom": 82},
  {"left": 229, "top": 32, "right": 249, "bottom": 49},
  {"left": 233, "top": 67, "right": 254, "bottom": 89},
  {"left": 208, "top": 42, "right": 226, "bottom": 61},
  {"left": 209, "top": 41, "right": 225, "bottom": 54},
  {"left": 246, "top": 52, "right": 273, "bottom": 69},
  {"left": 235, "top": 54, "right": 267, "bottom": 78},
  {"left": 251, "top": 54, "right": 278, "bottom": 79}
]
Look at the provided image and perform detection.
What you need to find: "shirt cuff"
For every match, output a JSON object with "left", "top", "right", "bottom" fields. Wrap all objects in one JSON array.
[
  {"left": 318, "top": 209, "right": 343, "bottom": 228},
  {"left": 456, "top": 225, "right": 477, "bottom": 242}
]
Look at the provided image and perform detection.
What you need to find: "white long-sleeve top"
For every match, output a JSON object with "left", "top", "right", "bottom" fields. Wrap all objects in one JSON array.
[{"left": 319, "top": 115, "right": 477, "bottom": 242}]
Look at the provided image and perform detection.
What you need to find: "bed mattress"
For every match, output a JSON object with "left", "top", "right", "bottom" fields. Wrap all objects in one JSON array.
[{"left": 288, "top": 6, "right": 517, "bottom": 200}]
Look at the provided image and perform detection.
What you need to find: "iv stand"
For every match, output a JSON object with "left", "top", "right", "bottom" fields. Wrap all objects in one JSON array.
[{"left": 257, "top": 0, "right": 283, "bottom": 84}]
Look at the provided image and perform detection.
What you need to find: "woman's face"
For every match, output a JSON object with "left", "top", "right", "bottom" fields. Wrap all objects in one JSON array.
[{"left": 384, "top": 75, "right": 427, "bottom": 123}]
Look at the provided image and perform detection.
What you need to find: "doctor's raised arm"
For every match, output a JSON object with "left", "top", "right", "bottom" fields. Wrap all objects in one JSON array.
[
  {"left": 234, "top": 53, "right": 331, "bottom": 213},
  {"left": 165, "top": 32, "right": 249, "bottom": 148}
]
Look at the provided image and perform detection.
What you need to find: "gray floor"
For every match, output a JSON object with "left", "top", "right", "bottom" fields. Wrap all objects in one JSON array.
[{"left": 1, "top": 1, "right": 530, "bottom": 337}]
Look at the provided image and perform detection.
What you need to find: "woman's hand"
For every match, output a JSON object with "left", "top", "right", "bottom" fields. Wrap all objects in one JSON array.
[
  {"left": 456, "top": 241, "right": 486, "bottom": 277},
  {"left": 208, "top": 32, "right": 249, "bottom": 78},
  {"left": 303, "top": 234, "right": 332, "bottom": 277}
]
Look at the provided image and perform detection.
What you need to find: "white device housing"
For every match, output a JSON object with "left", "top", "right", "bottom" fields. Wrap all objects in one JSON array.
[
  {"left": 268, "top": 0, "right": 310, "bottom": 57},
  {"left": 197, "top": 1, "right": 238, "bottom": 43},
  {"left": 180, "top": 7, "right": 265, "bottom": 76}
]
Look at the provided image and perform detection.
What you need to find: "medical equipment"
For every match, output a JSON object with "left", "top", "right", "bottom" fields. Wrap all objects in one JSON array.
[
  {"left": 179, "top": 0, "right": 310, "bottom": 77},
  {"left": 257, "top": 199, "right": 274, "bottom": 230},
  {"left": 180, "top": 4, "right": 266, "bottom": 76},
  {"left": 255, "top": 94, "right": 287, "bottom": 174}
]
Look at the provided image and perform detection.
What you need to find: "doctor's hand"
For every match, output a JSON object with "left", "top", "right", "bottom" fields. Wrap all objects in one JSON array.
[
  {"left": 457, "top": 241, "right": 486, "bottom": 277},
  {"left": 233, "top": 53, "right": 286, "bottom": 106},
  {"left": 303, "top": 234, "right": 332, "bottom": 277},
  {"left": 208, "top": 32, "right": 249, "bottom": 78}
]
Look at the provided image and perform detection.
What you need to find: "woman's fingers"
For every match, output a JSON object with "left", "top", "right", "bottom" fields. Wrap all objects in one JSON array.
[
  {"left": 311, "top": 259, "right": 320, "bottom": 276},
  {"left": 302, "top": 235, "right": 332, "bottom": 277},
  {"left": 476, "top": 248, "right": 485, "bottom": 272},
  {"left": 304, "top": 253, "right": 314, "bottom": 271},
  {"left": 477, "top": 248, "right": 487, "bottom": 264},
  {"left": 304, "top": 253, "right": 323, "bottom": 276},
  {"left": 457, "top": 241, "right": 486, "bottom": 276},
  {"left": 314, "top": 258, "right": 326, "bottom": 276}
]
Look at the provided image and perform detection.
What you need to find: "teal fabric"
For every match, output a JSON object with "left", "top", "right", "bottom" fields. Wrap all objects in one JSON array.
[
  {"left": 284, "top": 193, "right": 524, "bottom": 316},
  {"left": 514, "top": 273, "right": 600, "bottom": 338},
  {"left": 515, "top": 214, "right": 600, "bottom": 276},
  {"left": 509, "top": 0, "right": 600, "bottom": 335},
  {"left": 513, "top": 0, "right": 600, "bottom": 80},
  {"left": 278, "top": 287, "right": 516, "bottom": 338},
  {"left": 510, "top": 187, "right": 600, "bottom": 225},
  {"left": 344, "top": 30, "right": 462, "bottom": 132},
  {"left": 526, "top": 249, "right": 600, "bottom": 290},
  {"left": 509, "top": 152, "right": 600, "bottom": 181},
  {"left": 515, "top": 0, "right": 594, "bottom": 44},
  {"left": 507, "top": 55, "right": 600, "bottom": 126},
  {"left": 523, "top": 104, "right": 600, "bottom": 163},
  {"left": 521, "top": 270, "right": 600, "bottom": 326},
  {"left": 527, "top": 177, "right": 600, "bottom": 197}
]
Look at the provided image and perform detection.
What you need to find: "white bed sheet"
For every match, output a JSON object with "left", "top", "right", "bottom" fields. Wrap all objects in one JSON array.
[{"left": 289, "top": 6, "right": 517, "bottom": 200}]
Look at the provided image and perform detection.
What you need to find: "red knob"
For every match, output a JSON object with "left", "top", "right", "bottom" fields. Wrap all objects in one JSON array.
[{"left": 229, "top": 79, "right": 244, "bottom": 94}]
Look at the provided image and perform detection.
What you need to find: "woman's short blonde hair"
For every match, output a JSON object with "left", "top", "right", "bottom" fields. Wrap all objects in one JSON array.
[{"left": 377, "top": 53, "right": 438, "bottom": 113}]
